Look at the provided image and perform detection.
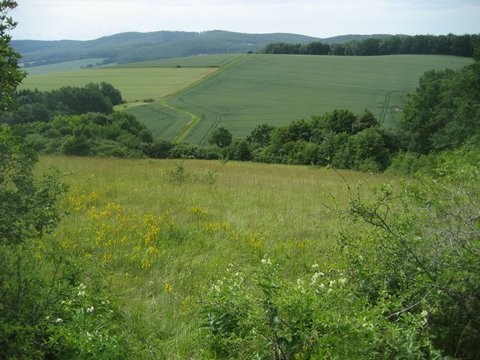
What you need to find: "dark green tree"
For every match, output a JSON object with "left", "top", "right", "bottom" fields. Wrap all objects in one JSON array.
[
  {"left": 208, "top": 126, "right": 233, "bottom": 148},
  {"left": 247, "top": 123, "right": 274, "bottom": 147},
  {"left": 100, "top": 81, "right": 123, "bottom": 105},
  {"left": 0, "top": 1, "right": 25, "bottom": 113},
  {"left": 234, "top": 139, "right": 252, "bottom": 161}
]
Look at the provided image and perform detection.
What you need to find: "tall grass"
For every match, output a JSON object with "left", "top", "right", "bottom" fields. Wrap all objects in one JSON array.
[{"left": 37, "top": 156, "right": 394, "bottom": 357}]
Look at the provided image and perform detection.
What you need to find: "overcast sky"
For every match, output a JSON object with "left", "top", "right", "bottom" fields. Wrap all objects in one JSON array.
[{"left": 10, "top": 0, "right": 480, "bottom": 41}]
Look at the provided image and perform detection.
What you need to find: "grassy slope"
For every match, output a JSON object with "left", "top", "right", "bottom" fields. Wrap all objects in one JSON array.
[
  {"left": 38, "top": 156, "right": 394, "bottom": 357},
  {"left": 167, "top": 54, "right": 471, "bottom": 143}
]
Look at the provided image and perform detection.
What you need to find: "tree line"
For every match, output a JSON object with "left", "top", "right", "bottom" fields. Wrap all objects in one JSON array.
[
  {"left": 263, "top": 33, "right": 480, "bottom": 58},
  {"left": 0, "top": 82, "right": 123, "bottom": 124}
]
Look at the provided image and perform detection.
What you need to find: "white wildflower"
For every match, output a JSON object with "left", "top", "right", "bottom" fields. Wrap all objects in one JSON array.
[
  {"left": 55, "top": 318, "right": 63, "bottom": 323},
  {"left": 86, "top": 306, "right": 94, "bottom": 313},
  {"left": 311, "top": 272, "right": 323, "bottom": 285},
  {"left": 312, "top": 263, "right": 319, "bottom": 270},
  {"left": 339, "top": 278, "right": 347, "bottom": 285},
  {"left": 261, "top": 257, "right": 272, "bottom": 266}
]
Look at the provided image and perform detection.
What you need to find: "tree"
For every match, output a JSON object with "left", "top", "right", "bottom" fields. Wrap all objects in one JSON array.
[
  {"left": 100, "top": 81, "right": 123, "bottom": 105},
  {"left": 247, "top": 123, "right": 274, "bottom": 147},
  {"left": 208, "top": 126, "right": 232, "bottom": 148},
  {"left": 0, "top": 1, "right": 25, "bottom": 114},
  {"left": 234, "top": 139, "right": 252, "bottom": 161}
]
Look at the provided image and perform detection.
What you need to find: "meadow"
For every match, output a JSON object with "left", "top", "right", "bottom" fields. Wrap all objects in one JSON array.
[{"left": 36, "top": 155, "right": 395, "bottom": 358}]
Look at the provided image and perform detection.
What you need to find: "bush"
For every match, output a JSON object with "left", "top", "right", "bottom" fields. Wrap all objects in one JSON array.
[
  {"left": 342, "top": 148, "right": 480, "bottom": 358},
  {"left": 0, "top": 130, "right": 128, "bottom": 358},
  {"left": 0, "top": 130, "right": 67, "bottom": 244},
  {"left": 200, "top": 258, "right": 440, "bottom": 359}
]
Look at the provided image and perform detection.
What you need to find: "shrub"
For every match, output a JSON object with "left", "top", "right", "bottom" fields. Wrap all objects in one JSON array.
[
  {"left": 200, "top": 258, "right": 440, "bottom": 359},
  {"left": 342, "top": 148, "right": 480, "bottom": 358}
]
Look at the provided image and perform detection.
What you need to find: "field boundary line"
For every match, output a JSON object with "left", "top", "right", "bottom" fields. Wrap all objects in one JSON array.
[{"left": 165, "top": 55, "right": 248, "bottom": 143}]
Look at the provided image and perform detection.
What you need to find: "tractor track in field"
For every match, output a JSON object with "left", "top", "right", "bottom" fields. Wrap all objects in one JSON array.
[{"left": 164, "top": 55, "right": 247, "bottom": 143}]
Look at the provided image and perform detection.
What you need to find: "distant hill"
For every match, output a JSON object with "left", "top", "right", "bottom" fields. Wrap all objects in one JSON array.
[{"left": 12, "top": 30, "right": 391, "bottom": 67}]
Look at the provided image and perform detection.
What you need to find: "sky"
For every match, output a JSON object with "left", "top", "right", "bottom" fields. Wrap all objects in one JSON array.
[{"left": 10, "top": 0, "right": 480, "bottom": 41}]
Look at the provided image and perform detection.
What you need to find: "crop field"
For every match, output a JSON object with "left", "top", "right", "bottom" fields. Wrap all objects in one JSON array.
[
  {"left": 36, "top": 155, "right": 394, "bottom": 357},
  {"left": 19, "top": 67, "right": 217, "bottom": 102},
  {"left": 114, "top": 54, "right": 240, "bottom": 68},
  {"left": 167, "top": 54, "right": 471, "bottom": 143},
  {"left": 22, "top": 58, "right": 106, "bottom": 75},
  {"left": 19, "top": 54, "right": 471, "bottom": 142}
]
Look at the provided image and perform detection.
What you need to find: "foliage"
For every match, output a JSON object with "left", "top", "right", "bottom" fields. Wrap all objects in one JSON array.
[
  {"left": 400, "top": 62, "right": 480, "bottom": 153},
  {"left": 0, "top": 82, "right": 124, "bottom": 125},
  {"left": 200, "top": 148, "right": 480, "bottom": 359},
  {"left": 169, "top": 142, "right": 221, "bottom": 160},
  {"left": 251, "top": 109, "right": 396, "bottom": 171},
  {"left": 208, "top": 126, "right": 233, "bottom": 148},
  {"left": 264, "top": 34, "right": 480, "bottom": 58},
  {"left": 0, "top": 0, "right": 25, "bottom": 113},
  {"left": 0, "top": 129, "right": 66, "bottom": 245},
  {"left": 200, "top": 257, "right": 443, "bottom": 359},
  {"left": 342, "top": 148, "right": 480, "bottom": 358},
  {"left": 0, "top": 131, "right": 127, "bottom": 358},
  {"left": 11, "top": 111, "right": 153, "bottom": 157}
]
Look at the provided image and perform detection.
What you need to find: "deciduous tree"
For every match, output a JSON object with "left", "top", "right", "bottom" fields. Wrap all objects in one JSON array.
[{"left": 0, "top": 0, "right": 25, "bottom": 114}]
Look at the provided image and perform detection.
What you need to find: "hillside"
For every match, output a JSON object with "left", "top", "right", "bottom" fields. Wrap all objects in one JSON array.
[
  {"left": 12, "top": 30, "right": 390, "bottom": 67},
  {"left": 127, "top": 54, "right": 472, "bottom": 142}
]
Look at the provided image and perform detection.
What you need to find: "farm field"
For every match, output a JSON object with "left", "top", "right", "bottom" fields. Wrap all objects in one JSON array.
[
  {"left": 113, "top": 54, "right": 241, "bottom": 68},
  {"left": 167, "top": 54, "right": 472, "bottom": 143},
  {"left": 22, "top": 58, "right": 106, "bottom": 75},
  {"left": 36, "top": 155, "right": 395, "bottom": 357},
  {"left": 19, "top": 67, "right": 218, "bottom": 102},
  {"left": 19, "top": 54, "right": 472, "bottom": 142}
]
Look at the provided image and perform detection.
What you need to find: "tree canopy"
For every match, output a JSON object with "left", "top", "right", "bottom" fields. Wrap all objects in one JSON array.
[{"left": 0, "top": 0, "right": 25, "bottom": 113}]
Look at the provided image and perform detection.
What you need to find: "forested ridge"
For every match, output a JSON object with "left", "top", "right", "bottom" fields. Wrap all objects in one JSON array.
[{"left": 263, "top": 33, "right": 479, "bottom": 57}]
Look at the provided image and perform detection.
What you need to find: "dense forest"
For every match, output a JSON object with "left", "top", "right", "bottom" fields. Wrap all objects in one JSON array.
[{"left": 263, "top": 33, "right": 480, "bottom": 57}]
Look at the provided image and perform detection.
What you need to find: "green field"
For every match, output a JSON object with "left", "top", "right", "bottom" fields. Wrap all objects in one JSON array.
[
  {"left": 166, "top": 54, "right": 472, "bottom": 143},
  {"left": 20, "top": 67, "right": 217, "bottom": 102},
  {"left": 19, "top": 54, "right": 472, "bottom": 142},
  {"left": 22, "top": 58, "right": 107, "bottom": 75},
  {"left": 113, "top": 54, "right": 240, "bottom": 68}
]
